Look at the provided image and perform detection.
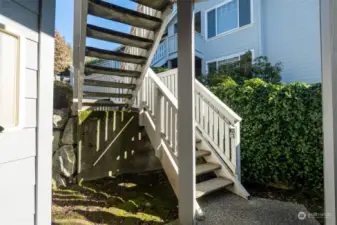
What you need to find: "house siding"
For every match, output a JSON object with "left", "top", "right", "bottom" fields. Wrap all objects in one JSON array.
[
  {"left": 0, "top": 0, "right": 40, "bottom": 224},
  {"left": 261, "top": 0, "right": 321, "bottom": 83}
]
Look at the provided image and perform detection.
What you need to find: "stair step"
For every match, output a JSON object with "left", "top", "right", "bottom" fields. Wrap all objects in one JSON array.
[
  {"left": 82, "top": 99, "right": 127, "bottom": 107},
  {"left": 85, "top": 65, "right": 141, "bottom": 78},
  {"left": 196, "top": 177, "right": 233, "bottom": 198},
  {"left": 86, "top": 47, "right": 147, "bottom": 65},
  {"left": 88, "top": 0, "right": 162, "bottom": 31},
  {"left": 196, "top": 150, "right": 211, "bottom": 159},
  {"left": 83, "top": 92, "right": 132, "bottom": 98},
  {"left": 84, "top": 79, "right": 136, "bottom": 89},
  {"left": 196, "top": 138, "right": 202, "bottom": 144},
  {"left": 87, "top": 24, "right": 153, "bottom": 49},
  {"left": 196, "top": 163, "right": 221, "bottom": 176},
  {"left": 131, "top": 0, "right": 173, "bottom": 11}
]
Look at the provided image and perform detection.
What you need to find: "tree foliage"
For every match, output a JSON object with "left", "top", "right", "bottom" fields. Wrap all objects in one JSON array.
[
  {"left": 54, "top": 31, "right": 71, "bottom": 74},
  {"left": 201, "top": 51, "right": 283, "bottom": 86},
  {"left": 211, "top": 78, "right": 323, "bottom": 193}
]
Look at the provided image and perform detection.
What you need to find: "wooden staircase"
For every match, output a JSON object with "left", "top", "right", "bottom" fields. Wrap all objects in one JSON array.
[{"left": 73, "top": 0, "right": 174, "bottom": 112}]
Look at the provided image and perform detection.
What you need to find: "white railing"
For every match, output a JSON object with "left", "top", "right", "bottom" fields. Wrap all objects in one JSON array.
[
  {"left": 157, "top": 69, "right": 242, "bottom": 176},
  {"left": 138, "top": 69, "right": 179, "bottom": 158},
  {"left": 168, "top": 34, "right": 178, "bottom": 54},
  {"left": 152, "top": 38, "right": 167, "bottom": 64}
]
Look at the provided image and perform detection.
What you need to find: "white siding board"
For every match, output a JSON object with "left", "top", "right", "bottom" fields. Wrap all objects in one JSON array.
[
  {"left": 0, "top": 157, "right": 35, "bottom": 185},
  {"left": 25, "top": 98, "right": 37, "bottom": 128},
  {"left": 26, "top": 38, "right": 38, "bottom": 70},
  {"left": 0, "top": 0, "right": 39, "bottom": 42},
  {"left": 12, "top": 0, "right": 40, "bottom": 14},
  {"left": 0, "top": 184, "right": 35, "bottom": 216},
  {"left": 25, "top": 69, "right": 38, "bottom": 99},
  {"left": 0, "top": 129, "right": 36, "bottom": 164}
]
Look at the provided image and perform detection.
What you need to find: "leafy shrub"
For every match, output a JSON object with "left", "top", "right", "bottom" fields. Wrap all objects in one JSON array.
[
  {"left": 202, "top": 51, "right": 283, "bottom": 86},
  {"left": 54, "top": 81, "right": 73, "bottom": 109},
  {"left": 211, "top": 78, "right": 323, "bottom": 193},
  {"left": 151, "top": 67, "right": 170, "bottom": 74}
]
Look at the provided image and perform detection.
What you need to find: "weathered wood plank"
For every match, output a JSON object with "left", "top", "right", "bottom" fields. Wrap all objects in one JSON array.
[
  {"left": 83, "top": 91, "right": 132, "bottom": 98},
  {"left": 84, "top": 79, "right": 136, "bottom": 89},
  {"left": 87, "top": 24, "right": 153, "bottom": 49},
  {"left": 88, "top": 0, "right": 162, "bottom": 31},
  {"left": 86, "top": 47, "right": 147, "bottom": 64},
  {"left": 85, "top": 65, "right": 141, "bottom": 78}
]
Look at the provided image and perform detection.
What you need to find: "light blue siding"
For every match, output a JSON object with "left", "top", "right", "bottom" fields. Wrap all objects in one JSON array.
[{"left": 261, "top": 0, "right": 321, "bottom": 83}]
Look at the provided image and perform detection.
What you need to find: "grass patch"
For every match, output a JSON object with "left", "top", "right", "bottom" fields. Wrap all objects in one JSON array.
[{"left": 52, "top": 171, "right": 178, "bottom": 225}]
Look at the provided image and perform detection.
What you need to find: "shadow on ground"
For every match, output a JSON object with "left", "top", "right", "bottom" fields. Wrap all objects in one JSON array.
[{"left": 52, "top": 171, "right": 178, "bottom": 225}]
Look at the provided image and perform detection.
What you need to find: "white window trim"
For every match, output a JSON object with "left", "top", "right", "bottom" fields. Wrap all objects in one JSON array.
[
  {"left": 0, "top": 23, "right": 26, "bottom": 132},
  {"left": 205, "top": 0, "right": 254, "bottom": 41},
  {"left": 205, "top": 49, "right": 255, "bottom": 74}
]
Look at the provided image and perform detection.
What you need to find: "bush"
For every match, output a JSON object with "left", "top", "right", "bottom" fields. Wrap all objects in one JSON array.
[
  {"left": 54, "top": 81, "right": 73, "bottom": 109},
  {"left": 211, "top": 78, "right": 323, "bottom": 193},
  {"left": 201, "top": 51, "right": 283, "bottom": 86}
]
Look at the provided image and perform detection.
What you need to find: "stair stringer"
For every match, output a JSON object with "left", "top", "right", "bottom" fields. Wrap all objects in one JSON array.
[{"left": 195, "top": 130, "right": 250, "bottom": 199}]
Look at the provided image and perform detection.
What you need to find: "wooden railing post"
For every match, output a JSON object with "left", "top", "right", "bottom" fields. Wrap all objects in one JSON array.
[{"left": 155, "top": 87, "right": 163, "bottom": 158}]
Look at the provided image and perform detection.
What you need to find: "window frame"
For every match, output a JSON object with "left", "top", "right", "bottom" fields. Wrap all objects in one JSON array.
[
  {"left": 205, "top": 49, "right": 255, "bottom": 74},
  {"left": 205, "top": 0, "right": 253, "bottom": 40},
  {"left": 0, "top": 23, "right": 26, "bottom": 132}
]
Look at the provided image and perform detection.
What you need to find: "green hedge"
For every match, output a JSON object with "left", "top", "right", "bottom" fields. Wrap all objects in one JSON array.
[{"left": 211, "top": 78, "right": 323, "bottom": 193}]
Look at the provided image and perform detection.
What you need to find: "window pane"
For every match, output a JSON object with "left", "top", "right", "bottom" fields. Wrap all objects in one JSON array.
[
  {"left": 195, "top": 12, "right": 201, "bottom": 33},
  {"left": 174, "top": 23, "right": 178, "bottom": 34},
  {"left": 219, "top": 56, "right": 240, "bottom": 66},
  {"left": 208, "top": 62, "right": 217, "bottom": 74},
  {"left": 217, "top": 0, "right": 238, "bottom": 34},
  {"left": 0, "top": 31, "right": 19, "bottom": 128},
  {"left": 239, "top": 0, "right": 251, "bottom": 27},
  {"left": 207, "top": 9, "right": 216, "bottom": 38}
]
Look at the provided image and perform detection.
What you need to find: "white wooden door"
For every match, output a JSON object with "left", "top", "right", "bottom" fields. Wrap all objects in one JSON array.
[{"left": 0, "top": 4, "right": 38, "bottom": 224}]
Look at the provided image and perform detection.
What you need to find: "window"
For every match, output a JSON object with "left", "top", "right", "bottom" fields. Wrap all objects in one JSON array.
[
  {"left": 195, "top": 12, "right": 201, "bottom": 33},
  {"left": 0, "top": 28, "right": 20, "bottom": 128},
  {"left": 174, "top": 23, "right": 178, "bottom": 34},
  {"left": 207, "top": 0, "right": 252, "bottom": 39},
  {"left": 207, "top": 51, "right": 251, "bottom": 74}
]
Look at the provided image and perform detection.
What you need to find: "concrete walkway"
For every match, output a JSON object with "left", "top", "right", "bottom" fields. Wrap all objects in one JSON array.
[{"left": 196, "top": 191, "right": 320, "bottom": 225}]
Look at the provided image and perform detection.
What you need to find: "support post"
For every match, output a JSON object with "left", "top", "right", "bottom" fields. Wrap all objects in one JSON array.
[
  {"left": 73, "top": 0, "right": 88, "bottom": 115},
  {"left": 177, "top": 1, "right": 196, "bottom": 224},
  {"left": 321, "top": 0, "right": 337, "bottom": 224}
]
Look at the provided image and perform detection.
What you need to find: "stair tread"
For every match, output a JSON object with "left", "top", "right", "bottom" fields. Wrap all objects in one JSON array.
[
  {"left": 196, "top": 150, "right": 211, "bottom": 158},
  {"left": 86, "top": 47, "right": 147, "bottom": 64},
  {"left": 85, "top": 65, "right": 141, "bottom": 78},
  {"left": 196, "top": 163, "right": 221, "bottom": 176},
  {"left": 87, "top": 24, "right": 153, "bottom": 49},
  {"left": 83, "top": 91, "right": 132, "bottom": 98},
  {"left": 82, "top": 99, "right": 127, "bottom": 107},
  {"left": 131, "top": 0, "right": 173, "bottom": 11},
  {"left": 84, "top": 79, "right": 136, "bottom": 89},
  {"left": 88, "top": 0, "right": 162, "bottom": 31},
  {"left": 196, "top": 177, "right": 233, "bottom": 198}
]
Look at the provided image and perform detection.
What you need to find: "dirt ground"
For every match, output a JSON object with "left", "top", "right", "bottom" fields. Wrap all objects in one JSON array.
[{"left": 52, "top": 171, "right": 178, "bottom": 225}]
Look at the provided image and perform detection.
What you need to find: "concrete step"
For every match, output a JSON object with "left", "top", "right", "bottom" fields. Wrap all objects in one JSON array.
[
  {"left": 131, "top": 0, "right": 173, "bottom": 11},
  {"left": 86, "top": 47, "right": 147, "bottom": 65},
  {"left": 84, "top": 79, "right": 136, "bottom": 89},
  {"left": 196, "top": 150, "right": 211, "bottom": 159},
  {"left": 85, "top": 65, "right": 141, "bottom": 78},
  {"left": 87, "top": 24, "right": 153, "bottom": 49},
  {"left": 88, "top": 0, "right": 162, "bottom": 31},
  {"left": 196, "top": 177, "right": 233, "bottom": 198},
  {"left": 83, "top": 91, "right": 132, "bottom": 99},
  {"left": 196, "top": 163, "right": 221, "bottom": 176}
]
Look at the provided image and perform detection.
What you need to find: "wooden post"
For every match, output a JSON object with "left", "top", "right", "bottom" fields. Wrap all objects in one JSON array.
[
  {"left": 177, "top": 1, "right": 196, "bottom": 224},
  {"left": 321, "top": 0, "right": 337, "bottom": 224},
  {"left": 73, "top": 0, "right": 88, "bottom": 115}
]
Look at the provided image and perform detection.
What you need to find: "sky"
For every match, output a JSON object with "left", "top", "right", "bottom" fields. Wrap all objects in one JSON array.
[{"left": 55, "top": 0, "right": 137, "bottom": 51}]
